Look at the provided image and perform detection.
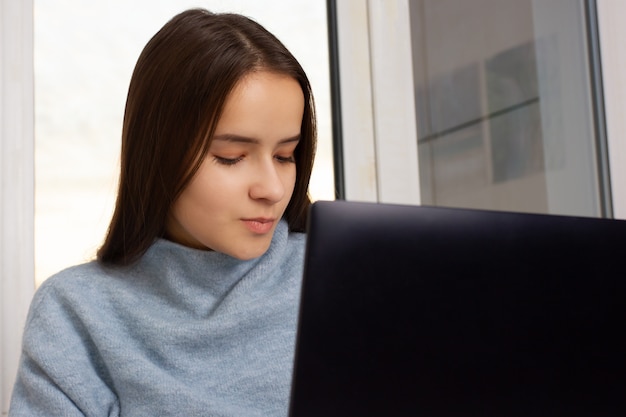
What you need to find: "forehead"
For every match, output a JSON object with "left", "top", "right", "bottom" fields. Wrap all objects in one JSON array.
[{"left": 214, "top": 71, "right": 304, "bottom": 139}]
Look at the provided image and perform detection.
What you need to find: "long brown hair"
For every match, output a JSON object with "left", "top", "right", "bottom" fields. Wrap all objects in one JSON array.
[{"left": 97, "top": 9, "right": 316, "bottom": 265}]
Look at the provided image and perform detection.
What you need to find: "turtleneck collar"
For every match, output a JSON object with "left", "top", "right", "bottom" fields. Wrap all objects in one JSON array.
[{"left": 125, "top": 220, "right": 294, "bottom": 316}]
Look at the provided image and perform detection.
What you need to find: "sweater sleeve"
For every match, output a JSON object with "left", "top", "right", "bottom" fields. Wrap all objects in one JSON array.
[{"left": 9, "top": 279, "right": 120, "bottom": 417}]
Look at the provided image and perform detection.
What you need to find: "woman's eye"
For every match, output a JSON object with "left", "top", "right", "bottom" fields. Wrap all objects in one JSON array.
[
  {"left": 214, "top": 156, "right": 242, "bottom": 166},
  {"left": 276, "top": 155, "right": 296, "bottom": 164}
]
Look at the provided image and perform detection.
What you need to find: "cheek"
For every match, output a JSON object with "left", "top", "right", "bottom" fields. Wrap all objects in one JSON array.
[
  {"left": 285, "top": 167, "right": 298, "bottom": 198},
  {"left": 173, "top": 173, "right": 222, "bottom": 218},
  {"left": 182, "top": 181, "right": 225, "bottom": 215}
]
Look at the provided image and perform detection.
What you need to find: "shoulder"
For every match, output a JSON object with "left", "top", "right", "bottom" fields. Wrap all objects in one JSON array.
[
  {"left": 32, "top": 262, "right": 103, "bottom": 306},
  {"left": 33, "top": 261, "right": 113, "bottom": 305},
  {"left": 14, "top": 262, "right": 122, "bottom": 415},
  {"left": 26, "top": 261, "right": 132, "bottom": 334},
  {"left": 21, "top": 259, "right": 141, "bottom": 366}
]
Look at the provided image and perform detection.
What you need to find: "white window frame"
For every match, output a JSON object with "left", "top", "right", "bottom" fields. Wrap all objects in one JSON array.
[
  {"left": 335, "top": 0, "right": 420, "bottom": 204},
  {"left": 1, "top": 0, "right": 35, "bottom": 413},
  {"left": 597, "top": 0, "right": 626, "bottom": 219}
]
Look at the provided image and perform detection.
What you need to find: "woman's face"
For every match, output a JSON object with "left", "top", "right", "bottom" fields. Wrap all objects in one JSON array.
[{"left": 166, "top": 71, "right": 304, "bottom": 259}]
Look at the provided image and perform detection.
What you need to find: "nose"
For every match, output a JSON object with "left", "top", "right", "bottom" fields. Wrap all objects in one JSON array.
[{"left": 249, "top": 161, "right": 286, "bottom": 203}]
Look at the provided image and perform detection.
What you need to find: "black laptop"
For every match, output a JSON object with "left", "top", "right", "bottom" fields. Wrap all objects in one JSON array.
[{"left": 289, "top": 200, "right": 626, "bottom": 417}]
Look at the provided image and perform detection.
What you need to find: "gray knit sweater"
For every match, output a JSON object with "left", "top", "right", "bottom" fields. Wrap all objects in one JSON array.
[{"left": 10, "top": 220, "right": 305, "bottom": 417}]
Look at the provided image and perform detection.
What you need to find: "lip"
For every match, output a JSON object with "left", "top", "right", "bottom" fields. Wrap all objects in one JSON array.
[{"left": 241, "top": 218, "right": 276, "bottom": 234}]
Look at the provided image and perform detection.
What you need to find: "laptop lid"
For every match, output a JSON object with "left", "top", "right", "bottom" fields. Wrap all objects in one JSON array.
[{"left": 289, "top": 200, "right": 626, "bottom": 417}]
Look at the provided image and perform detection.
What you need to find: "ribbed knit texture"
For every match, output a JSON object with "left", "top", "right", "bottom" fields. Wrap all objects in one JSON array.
[{"left": 10, "top": 220, "right": 305, "bottom": 417}]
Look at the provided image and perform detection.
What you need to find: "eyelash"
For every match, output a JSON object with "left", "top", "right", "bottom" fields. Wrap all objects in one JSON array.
[
  {"left": 213, "top": 155, "right": 296, "bottom": 166},
  {"left": 276, "top": 155, "right": 296, "bottom": 164},
  {"left": 214, "top": 156, "right": 242, "bottom": 166}
]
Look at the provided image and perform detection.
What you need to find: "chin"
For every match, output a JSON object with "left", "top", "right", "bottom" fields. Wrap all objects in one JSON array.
[{"left": 229, "top": 242, "right": 271, "bottom": 261}]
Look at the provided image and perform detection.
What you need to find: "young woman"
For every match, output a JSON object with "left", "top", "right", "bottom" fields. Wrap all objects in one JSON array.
[{"left": 10, "top": 8, "right": 316, "bottom": 417}]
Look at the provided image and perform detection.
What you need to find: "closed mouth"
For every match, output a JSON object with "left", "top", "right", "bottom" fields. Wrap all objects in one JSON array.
[{"left": 241, "top": 218, "right": 276, "bottom": 234}]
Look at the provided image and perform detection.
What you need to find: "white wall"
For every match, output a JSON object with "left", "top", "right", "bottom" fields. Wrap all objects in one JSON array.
[{"left": 0, "top": 0, "right": 35, "bottom": 413}]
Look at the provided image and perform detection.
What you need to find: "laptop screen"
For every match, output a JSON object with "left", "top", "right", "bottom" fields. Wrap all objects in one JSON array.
[{"left": 289, "top": 200, "right": 626, "bottom": 417}]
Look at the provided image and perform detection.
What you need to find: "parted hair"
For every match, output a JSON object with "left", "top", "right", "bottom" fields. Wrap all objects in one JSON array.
[{"left": 97, "top": 8, "right": 316, "bottom": 265}]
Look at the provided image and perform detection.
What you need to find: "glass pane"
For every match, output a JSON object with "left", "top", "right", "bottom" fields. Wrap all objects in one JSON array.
[
  {"left": 35, "top": 0, "right": 333, "bottom": 286},
  {"left": 410, "top": 0, "right": 603, "bottom": 216}
]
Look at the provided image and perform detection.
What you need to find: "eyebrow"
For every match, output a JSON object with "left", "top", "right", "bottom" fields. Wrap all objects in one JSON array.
[{"left": 211, "top": 134, "right": 301, "bottom": 145}]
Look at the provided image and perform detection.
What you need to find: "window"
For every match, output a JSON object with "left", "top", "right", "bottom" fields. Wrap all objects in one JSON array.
[
  {"left": 331, "top": 0, "right": 616, "bottom": 219},
  {"left": 410, "top": 0, "right": 609, "bottom": 216}
]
